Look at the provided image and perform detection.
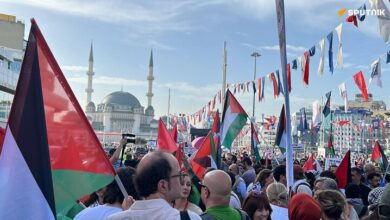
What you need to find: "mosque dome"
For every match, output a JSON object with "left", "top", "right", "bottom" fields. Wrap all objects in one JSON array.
[{"left": 101, "top": 91, "right": 141, "bottom": 108}]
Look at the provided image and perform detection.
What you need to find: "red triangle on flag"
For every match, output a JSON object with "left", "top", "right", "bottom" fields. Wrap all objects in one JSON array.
[
  {"left": 157, "top": 118, "right": 177, "bottom": 153},
  {"left": 335, "top": 150, "right": 351, "bottom": 188}
]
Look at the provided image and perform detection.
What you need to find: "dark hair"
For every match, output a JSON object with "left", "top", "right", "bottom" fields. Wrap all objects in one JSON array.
[
  {"left": 103, "top": 167, "right": 138, "bottom": 204},
  {"left": 351, "top": 167, "right": 363, "bottom": 176},
  {"left": 231, "top": 154, "right": 237, "bottom": 163},
  {"left": 320, "top": 170, "right": 337, "bottom": 181},
  {"left": 345, "top": 184, "right": 360, "bottom": 199},
  {"left": 83, "top": 192, "right": 99, "bottom": 207},
  {"left": 367, "top": 172, "right": 381, "bottom": 181},
  {"left": 243, "top": 157, "right": 252, "bottom": 166},
  {"left": 273, "top": 165, "right": 286, "bottom": 182},
  {"left": 305, "top": 171, "right": 316, "bottom": 189},
  {"left": 226, "top": 171, "right": 236, "bottom": 188},
  {"left": 242, "top": 192, "right": 272, "bottom": 220},
  {"left": 135, "top": 151, "right": 172, "bottom": 198},
  {"left": 256, "top": 169, "right": 273, "bottom": 187}
]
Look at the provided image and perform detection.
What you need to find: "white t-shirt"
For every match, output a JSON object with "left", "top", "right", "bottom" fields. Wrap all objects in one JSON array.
[
  {"left": 75, "top": 204, "right": 122, "bottom": 220},
  {"left": 108, "top": 198, "right": 201, "bottom": 220},
  {"left": 270, "top": 204, "right": 288, "bottom": 220}
]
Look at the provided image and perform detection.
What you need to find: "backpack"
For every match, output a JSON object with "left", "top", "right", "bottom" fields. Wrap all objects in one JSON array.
[{"left": 200, "top": 208, "right": 250, "bottom": 220}]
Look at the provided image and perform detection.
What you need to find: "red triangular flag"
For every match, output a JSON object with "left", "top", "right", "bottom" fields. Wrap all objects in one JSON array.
[
  {"left": 353, "top": 71, "right": 369, "bottom": 102},
  {"left": 175, "top": 144, "right": 184, "bottom": 168},
  {"left": 303, "top": 154, "right": 316, "bottom": 171},
  {"left": 337, "top": 120, "right": 351, "bottom": 126},
  {"left": 302, "top": 51, "right": 310, "bottom": 86},
  {"left": 157, "top": 118, "right": 177, "bottom": 153},
  {"left": 335, "top": 150, "right": 351, "bottom": 188},
  {"left": 171, "top": 120, "right": 178, "bottom": 143},
  {"left": 211, "top": 110, "right": 220, "bottom": 134},
  {"left": 0, "top": 126, "right": 5, "bottom": 155},
  {"left": 287, "top": 63, "right": 292, "bottom": 93},
  {"left": 269, "top": 72, "right": 279, "bottom": 98},
  {"left": 346, "top": 15, "right": 358, "bottom": 27}
]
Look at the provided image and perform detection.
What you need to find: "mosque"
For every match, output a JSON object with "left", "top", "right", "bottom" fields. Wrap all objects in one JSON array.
[{"left": 84, "top": 44, "right": 158, "bottom": 141}]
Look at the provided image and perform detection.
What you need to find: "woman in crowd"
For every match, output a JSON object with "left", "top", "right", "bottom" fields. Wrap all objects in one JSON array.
[
  {"left": 247, "top": 169, "right": 274, "bottom": 193},
  {"left": 266, "top": 182, "right": 288, "bottom": 220},
  {"left": 75, "top": 167, "right": 138, "bottom": 220},
  {"left": 242, "top": 191, "right": 272, "bottom": 220},
  {"left": 173, "top": 174, "right": 203, "bottom": 215},
  {"left": 316, "top": 189, "right": 348, "bottom": 220}
]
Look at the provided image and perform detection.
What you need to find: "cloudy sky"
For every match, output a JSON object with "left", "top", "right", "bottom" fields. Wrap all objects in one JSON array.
[{"left": 2, "top": 0, "right": 390, "bottom": 122}]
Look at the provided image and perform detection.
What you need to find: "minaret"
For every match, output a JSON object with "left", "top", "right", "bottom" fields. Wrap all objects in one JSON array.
[
  {"left": 146, "top": 49, "right": 154, "bottom": 107},
  {"left": 86, "top": 43, "right": 94, "bottom": 104}
]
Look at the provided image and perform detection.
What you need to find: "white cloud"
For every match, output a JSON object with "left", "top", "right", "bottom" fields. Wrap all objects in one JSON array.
[
  {"left": 61, "top": 65, "right": 88, "bottom": 72},
  {"left": 67, "top": 75, "right": 147, "bottom": 87}
]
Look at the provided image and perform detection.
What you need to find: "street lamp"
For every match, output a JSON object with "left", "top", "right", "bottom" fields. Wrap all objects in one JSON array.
[{"left": 251, "top": 52, "right": 261, "bottom": 121}]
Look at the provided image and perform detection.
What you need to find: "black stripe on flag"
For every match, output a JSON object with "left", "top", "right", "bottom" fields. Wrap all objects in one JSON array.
[{"left": 8, "top": 22, "right": 56, "bottom": 216}]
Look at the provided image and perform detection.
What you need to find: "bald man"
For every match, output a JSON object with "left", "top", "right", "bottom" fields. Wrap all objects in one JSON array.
[
  {"left": 200, "top": 170, "right": 249, "bottom": 220},
  {"left": 109, "top": 151, "right": 201, "bottom": 220}
]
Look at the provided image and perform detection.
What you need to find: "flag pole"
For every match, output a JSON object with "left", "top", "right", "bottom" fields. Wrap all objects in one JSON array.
[
  {"left": 115, "top": 174, "right": 129, "bottom": 199},
  {"left": 218, "top": 41, "right": 227, "bottom": 168},
  {"left": 275, "top": 0, "right": 294, "bottom": 191}
]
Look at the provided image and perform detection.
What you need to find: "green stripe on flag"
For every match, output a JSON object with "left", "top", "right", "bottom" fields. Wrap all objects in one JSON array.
[
  {"left": 221, "top": 114, "right": 247, "bottom": 149},
  {"left": 52, "top": 169, "right": 114, "bottom": 218}
]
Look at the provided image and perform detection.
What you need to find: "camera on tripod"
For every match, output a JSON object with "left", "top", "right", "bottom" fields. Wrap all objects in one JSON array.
[{"left": 122, "top": 133, "right": 136, "bottom": 144}]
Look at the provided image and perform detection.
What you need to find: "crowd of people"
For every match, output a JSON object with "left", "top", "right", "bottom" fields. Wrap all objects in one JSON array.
[{"left": 73, "top": 140, "right": 390, "bottom": 220}]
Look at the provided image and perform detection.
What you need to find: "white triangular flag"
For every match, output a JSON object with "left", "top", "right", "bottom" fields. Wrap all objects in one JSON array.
[
  {"left": 370, "top": 0, "right": 390, "bottom": 43},
  {"left": 318, "top": 38, "right": 325, "bottom": 75},
  {"left": 335, "top": 24, "right": 343, "bottom": 68},
  {"left": 369, "top": 58, "right": 382, "bottom": 88},
  {"left": 338, "top": 82, "right": 348, "bottom": 113},
  {"left": 312, "top": 101, "right": 321, "bottom": 128}
]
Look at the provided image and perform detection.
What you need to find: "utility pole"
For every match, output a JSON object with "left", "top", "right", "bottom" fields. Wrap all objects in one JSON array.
[{"left": 251, "top": 52, "right": 260, "bottom": 122}]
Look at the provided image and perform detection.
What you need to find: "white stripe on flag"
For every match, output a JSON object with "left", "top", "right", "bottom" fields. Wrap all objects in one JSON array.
[
  {"left": 220, "top": 106, "right": 238, "bottom": 145},
  {"left": 0, "top": 127, "right": 55, "bottom": 220}
]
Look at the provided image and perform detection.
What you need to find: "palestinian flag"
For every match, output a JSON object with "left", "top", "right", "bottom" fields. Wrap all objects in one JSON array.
[
  {"left": 371, "top": 141, "right": 389, "bottom": 173},
  {"left": 0, "top": 20, "right": 115, "bottom": 219},
  {"left": 275, "top": 104, "right": 287, "bottom": 153},
  {"left": 328, "top": 134, "right": 335, "bottom": 157},
  {"left": 220, "top": 90, "right": 248, "bottom": 149},
  {"left": 335, "top": 150, "right": 351, "bottom": 189},
  {"left": 190, "top": 132, "right": 218, "bottom": 180},
  {"left": 251, "top": 122, "right": 261, "bottom": 162}
]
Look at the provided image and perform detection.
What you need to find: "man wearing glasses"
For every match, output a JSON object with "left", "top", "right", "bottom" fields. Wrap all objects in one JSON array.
[
  {"left": 199, "top": 170, "right": 250, "bottom": 220},
  {"left": 109, "top": 151, "right": 201, "bottom": 220}
]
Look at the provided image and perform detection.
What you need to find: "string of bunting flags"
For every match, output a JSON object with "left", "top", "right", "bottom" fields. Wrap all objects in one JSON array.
[{"left": 175, "top": 0, "right": 390, "bottom": 127}]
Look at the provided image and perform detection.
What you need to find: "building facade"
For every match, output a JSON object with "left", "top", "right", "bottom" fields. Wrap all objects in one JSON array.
[{"left": 0, "top": 13, "right": 25, "bottom": 127}]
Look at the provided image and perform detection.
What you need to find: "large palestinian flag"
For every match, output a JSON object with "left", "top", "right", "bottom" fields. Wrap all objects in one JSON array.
[
  {"left": 220, "top": 90, "right": 247, "bottom": 149},
  {"left": 0, "top": 19, "right": 115, "bottom": 219}
]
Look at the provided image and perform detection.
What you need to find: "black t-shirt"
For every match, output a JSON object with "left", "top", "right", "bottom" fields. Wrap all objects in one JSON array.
[{"left": 359, "top": 183, "right": 371, "bottom": 206}]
